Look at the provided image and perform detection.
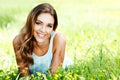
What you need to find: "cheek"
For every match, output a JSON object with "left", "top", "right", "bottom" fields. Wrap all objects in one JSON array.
[
  {"left": 46, "top": 28, "right": 53, "bottom": 34},
  {"left": 33, "top": 25, "right": 38, "bottom": 31}
]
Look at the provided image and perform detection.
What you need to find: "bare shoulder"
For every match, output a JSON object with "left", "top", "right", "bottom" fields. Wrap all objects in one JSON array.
[
  {"left": 53, "top": 32, "right": 66, "bottom": 52},
  {"left": 54, "top": 32, "right": 66, "bottom": 45}
]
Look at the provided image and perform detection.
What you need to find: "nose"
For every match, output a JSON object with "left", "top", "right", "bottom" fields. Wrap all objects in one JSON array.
[{"left": 40, "top": 25, "right": 46, "bottom": 32}]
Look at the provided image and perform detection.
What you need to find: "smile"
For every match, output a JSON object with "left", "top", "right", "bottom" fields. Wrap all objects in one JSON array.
[{"left": 37, "top": 32, "right": 45, "bottom": 39}]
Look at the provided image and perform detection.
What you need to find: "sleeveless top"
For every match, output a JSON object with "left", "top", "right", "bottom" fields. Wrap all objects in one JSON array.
[{"left": 29, "top": 31, "right": 56, "bottom": 75}]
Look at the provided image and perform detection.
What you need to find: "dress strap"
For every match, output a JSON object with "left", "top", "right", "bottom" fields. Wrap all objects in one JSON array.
[{"left": 48, "top": 31, "right": 56, "bottom": 53}]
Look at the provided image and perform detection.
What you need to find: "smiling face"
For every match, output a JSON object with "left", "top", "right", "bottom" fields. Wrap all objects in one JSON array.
[{"left": 33, "top": 13, "right": 54, "bottom": 45}]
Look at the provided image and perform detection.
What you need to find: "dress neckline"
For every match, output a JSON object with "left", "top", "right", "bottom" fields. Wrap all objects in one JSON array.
[{"left": 32, "top": 31, "right": 55, "bottom": 57}]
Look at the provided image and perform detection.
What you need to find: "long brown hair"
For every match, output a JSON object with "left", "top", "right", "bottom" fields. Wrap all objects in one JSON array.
[{"left": 13, "top": 3, "right": 58, "bottom": 76}]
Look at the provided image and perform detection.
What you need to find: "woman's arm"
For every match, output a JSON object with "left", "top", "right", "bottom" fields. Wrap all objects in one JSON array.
[{"left": 50, "top": 33, "right": 66, "bottom": 74}]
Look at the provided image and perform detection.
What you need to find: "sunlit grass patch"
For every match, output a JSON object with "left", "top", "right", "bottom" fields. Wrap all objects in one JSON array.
[
  {"left": 0, "top": 12, "right": 14, "bottom": 28},
  {"left": 0, "top": 44, "right": 119, "bottom": 80}
]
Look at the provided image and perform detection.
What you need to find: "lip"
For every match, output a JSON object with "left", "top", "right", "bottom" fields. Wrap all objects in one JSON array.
[{"left": 37, "top": 32, "right": 45, "bottom": 39}]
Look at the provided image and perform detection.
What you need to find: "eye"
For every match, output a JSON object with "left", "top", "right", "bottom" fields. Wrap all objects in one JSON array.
[
  {"left": 47, "top": 24, "right": 53, "bottom": 28},
  {"left": 35, "top": 21, "right": 42, "bottom": 25}
]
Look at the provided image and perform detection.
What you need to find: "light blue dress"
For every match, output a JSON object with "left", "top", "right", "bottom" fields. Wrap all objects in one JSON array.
[{"left": 29, "top": 31, "right": 72, "bottom": 75}]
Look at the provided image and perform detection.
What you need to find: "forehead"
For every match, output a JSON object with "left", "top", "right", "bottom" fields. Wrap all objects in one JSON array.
[{"left": 37, "top": 13, "right": 54, "bottom": 24}]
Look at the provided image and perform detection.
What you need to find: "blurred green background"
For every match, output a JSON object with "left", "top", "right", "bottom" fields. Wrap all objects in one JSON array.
[{"left": 0, "top": 0, "right": 120, "bottom": 79}]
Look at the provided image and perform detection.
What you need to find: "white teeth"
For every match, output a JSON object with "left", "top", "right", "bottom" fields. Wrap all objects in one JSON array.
[
  {"left": 37, "top": 33, "right": 45, "bottom": 38},
  {"left": 39, "top": 34, "right": 44, "bottom": 37}
]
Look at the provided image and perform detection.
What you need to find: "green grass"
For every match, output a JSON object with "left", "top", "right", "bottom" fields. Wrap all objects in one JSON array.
[{"left": 0, "top": 0, "right": 120, "bottom": 80}]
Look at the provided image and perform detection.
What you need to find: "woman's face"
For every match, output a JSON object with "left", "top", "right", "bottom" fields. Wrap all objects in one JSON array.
[{"left": 33, "top": 13, "right": 54, "bottom": 44}]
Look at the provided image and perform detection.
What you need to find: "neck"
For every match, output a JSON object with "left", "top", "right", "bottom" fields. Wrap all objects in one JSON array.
[
  {"left": 33, "top": 40, "right": 50, "bottom": 56},
  {"left": 34, "top": 39, "right": 50, "bottom": 49}
]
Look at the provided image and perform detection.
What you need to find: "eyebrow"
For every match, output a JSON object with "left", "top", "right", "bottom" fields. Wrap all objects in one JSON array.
[{"left": 36, "top": 20, "right": 42, "bottom": 23}]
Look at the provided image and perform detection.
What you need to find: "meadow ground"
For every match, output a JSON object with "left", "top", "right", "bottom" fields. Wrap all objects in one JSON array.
[{"left": 0, "top": 0, "right": 120, "bottom": 80}]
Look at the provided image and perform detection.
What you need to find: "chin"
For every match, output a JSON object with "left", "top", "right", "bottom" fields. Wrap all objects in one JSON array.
[{"left": 37, "top": 39, "right": 45, "bottom": 43}]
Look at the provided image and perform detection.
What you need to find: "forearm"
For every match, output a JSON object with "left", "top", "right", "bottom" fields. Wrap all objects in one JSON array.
[
  {"left": 50, "top": 56, "right": 63, "bottom": 74},
  {"left": 50, "top": 63, "right": 60, "bottom": 74}
]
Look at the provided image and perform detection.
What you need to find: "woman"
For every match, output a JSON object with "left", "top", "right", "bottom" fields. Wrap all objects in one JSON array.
[{"left": 13, "top": 3, "right": 67, "bottom": 77}]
